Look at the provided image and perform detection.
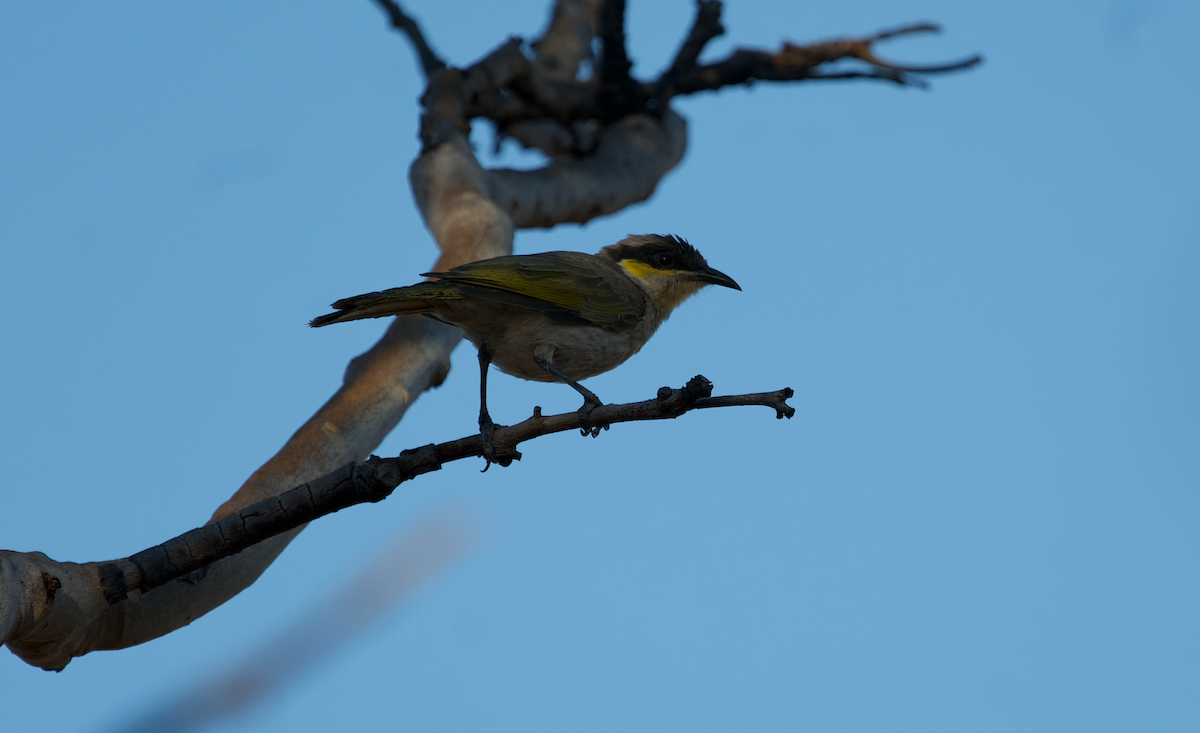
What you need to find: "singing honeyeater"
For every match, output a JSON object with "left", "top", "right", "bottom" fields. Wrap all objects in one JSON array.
[{"left": 310, "top": 234, "right": 740, "bottom": 457}]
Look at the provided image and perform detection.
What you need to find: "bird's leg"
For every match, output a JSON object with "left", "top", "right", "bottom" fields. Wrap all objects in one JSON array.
[
  {"left": 477, "top": 345, "right": 501, "bottom": 469},
  {"left": 532, "top": 356, "right": 607, "bottom": 437}
]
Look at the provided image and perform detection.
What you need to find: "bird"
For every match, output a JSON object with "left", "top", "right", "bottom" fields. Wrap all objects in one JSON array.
[{"left": 310, "top": 234, "right": 740, "bottom": 461}]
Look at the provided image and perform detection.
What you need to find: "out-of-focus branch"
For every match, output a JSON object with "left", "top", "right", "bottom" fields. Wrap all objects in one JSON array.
[
  {"left": 594, "top": 0, "right": 646, "bottom": 121},
  {"left": 108, "top": 511, "right": 472, "bottom": 733},
  {"left": 657, "top": 22, "right": 982, "bottom": 98},
  {"left": 486, "top": 110, "right": 686, "bottom": 228},
  {"left": 87, "top": 377, "right": 791, "bottom": 603},
  {"left": 372, "top": 0, "right": 446, "bottom": 75},
  {"left": 451, "top": 11, "right": 980, "bottom": 138},
  {"left": 531, "top": 0, "right": 603, "bottom": 81},
  {"left": 663, "top": 0, "right": 725, "bottom": 80},
  {"left": 595, "top": 0, "right": 633, "bottom": 84},
  {"left": 392, "top": 3, "right": 982, "bottom": 180}
]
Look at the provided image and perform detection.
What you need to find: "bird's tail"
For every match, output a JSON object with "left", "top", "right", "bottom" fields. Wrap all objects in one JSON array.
[{"left": 309, "top": 282, "right": 457, "bottom": 327}]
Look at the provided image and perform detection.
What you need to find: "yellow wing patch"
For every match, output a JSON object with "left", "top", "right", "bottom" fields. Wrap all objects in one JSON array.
[{"left": 424, "top": 252, "right": 646, "bottom": 329}]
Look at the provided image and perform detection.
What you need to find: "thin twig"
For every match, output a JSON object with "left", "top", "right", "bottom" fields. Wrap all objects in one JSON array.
[
  {"left": 832, "top": 23, "right": 982, "bottom": 74},
  {"left": 658, "top": 26, "right": 981, "bottom": 100},
  {"left": 693, "top": 389, "right": 795, "bottom": 419},
  {"left": 869, "top": 22, "right": 941, "bottom": 42},
  {"left": 807, "top": 70, "right": 919, "bottom": 88},
  {"left": 654, "top": 0, "right": 726, "bottom": 109}
]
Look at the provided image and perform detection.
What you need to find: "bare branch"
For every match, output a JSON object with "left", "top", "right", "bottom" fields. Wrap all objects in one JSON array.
[
  {"left": 805, "top": 70, "right": 916, "bottom": 87},
  {"left": 87, "top": 377, "right": 791, "bottom": 602},
  {"left": 658, "top": 23, "right": 982, "bottom": 100},
  {"left": 790, "top": 22, "right": 983, "bottom": 75},
  {"left": 372, "top": 0, "right": 446, "bottom": 75},
  {"left": 594, "top": 0, "right": 648, "bottom": 120},
  {"left": 110, "top": 511, "right": 471, "bottom": 733},
  {"left": 664, "top": 0, "right": 725, "bottom": 79},
  {"left": 411, "top": 5, "right": 978, "bottom": 161},
  {"left": 596, "top": 0, "right": 634, "bottom": 86},
  {"left": 694, "top": 390, "right": 796, "bottom": 420},
  {"left": 463, "top": 16, "right": 978, "bottom": 136}
]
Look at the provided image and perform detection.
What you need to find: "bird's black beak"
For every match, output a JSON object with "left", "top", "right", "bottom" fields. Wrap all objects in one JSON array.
[{"left": 695, "top": 266, "right": 742, "bottom": 291}]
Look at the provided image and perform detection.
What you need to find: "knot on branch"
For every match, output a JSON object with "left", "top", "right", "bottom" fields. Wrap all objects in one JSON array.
[
  {"left": 98, "top": 563, "right": 127, "bottom": 604},
  {"left": 654, "top": 374, "right": 713, "bottom": 417},
  {"left": 684, "top": 374, "right": 715, "bottom": 400}
]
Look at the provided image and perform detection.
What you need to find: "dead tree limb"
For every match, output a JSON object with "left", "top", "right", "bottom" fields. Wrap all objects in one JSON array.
[{"left": 659, "top": 22, "right": 982, "bottom": 96}]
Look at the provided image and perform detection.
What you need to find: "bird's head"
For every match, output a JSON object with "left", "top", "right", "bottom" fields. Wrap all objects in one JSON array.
[{"left": 601, "top": 234, "right": 741, "bottom": 315}]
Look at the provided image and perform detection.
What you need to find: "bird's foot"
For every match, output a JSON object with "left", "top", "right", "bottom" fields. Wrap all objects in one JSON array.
[
  {"left": 479, "top": 418, "right": 520, "bottom": 471},
  {"left": 577, "top": 396, "right": 609, "bottom": 438}
]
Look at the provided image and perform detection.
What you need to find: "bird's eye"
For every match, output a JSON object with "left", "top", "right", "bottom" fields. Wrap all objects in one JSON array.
[{"left": 655, "top": 253, "right": 674, "bottom": 268}]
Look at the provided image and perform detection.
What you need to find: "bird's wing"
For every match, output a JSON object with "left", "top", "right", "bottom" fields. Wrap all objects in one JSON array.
[{"left": 423, "top": 252, "right": 645, "bottom": 330}]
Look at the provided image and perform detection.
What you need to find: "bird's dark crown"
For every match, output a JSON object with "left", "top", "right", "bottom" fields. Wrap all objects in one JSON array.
[{"left": 600, "top": 234, "right": 710, "bottom": 273}]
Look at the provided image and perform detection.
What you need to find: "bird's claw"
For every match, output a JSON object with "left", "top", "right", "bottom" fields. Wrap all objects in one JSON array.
[
  {"left": 479, "top": 419, "right": 519, "bottom": 471},
  {"left": 480, "top": 420, "right": 498, "bottom": 471},
  {"left": 576, "top": 398, "right": 609, "bottom": 438}
]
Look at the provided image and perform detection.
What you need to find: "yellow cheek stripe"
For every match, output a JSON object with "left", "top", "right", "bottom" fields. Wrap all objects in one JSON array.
[{"left": 619, "top": 259, "right": 668, "bottom": 280}]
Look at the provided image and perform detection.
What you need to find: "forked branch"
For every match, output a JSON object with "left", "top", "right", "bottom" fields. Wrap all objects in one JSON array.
[
  {"left": 664, "top": 0, "right": 725, "bottom": 79},
  {"left": 658, "top": 21, "right": 983, "bottom": 98}
]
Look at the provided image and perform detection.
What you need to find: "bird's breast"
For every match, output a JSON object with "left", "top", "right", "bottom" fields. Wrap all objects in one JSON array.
[
  {"left": 489, "top": 322, "right": 658, "bottom": 385},
  {"left": 432, "top": 299, "right": 663, "bottom": 382}
]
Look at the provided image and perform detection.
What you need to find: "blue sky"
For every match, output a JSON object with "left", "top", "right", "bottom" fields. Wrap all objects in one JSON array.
[{"left": 2, "top": 1, "right": 1197, "bottom": 731}]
